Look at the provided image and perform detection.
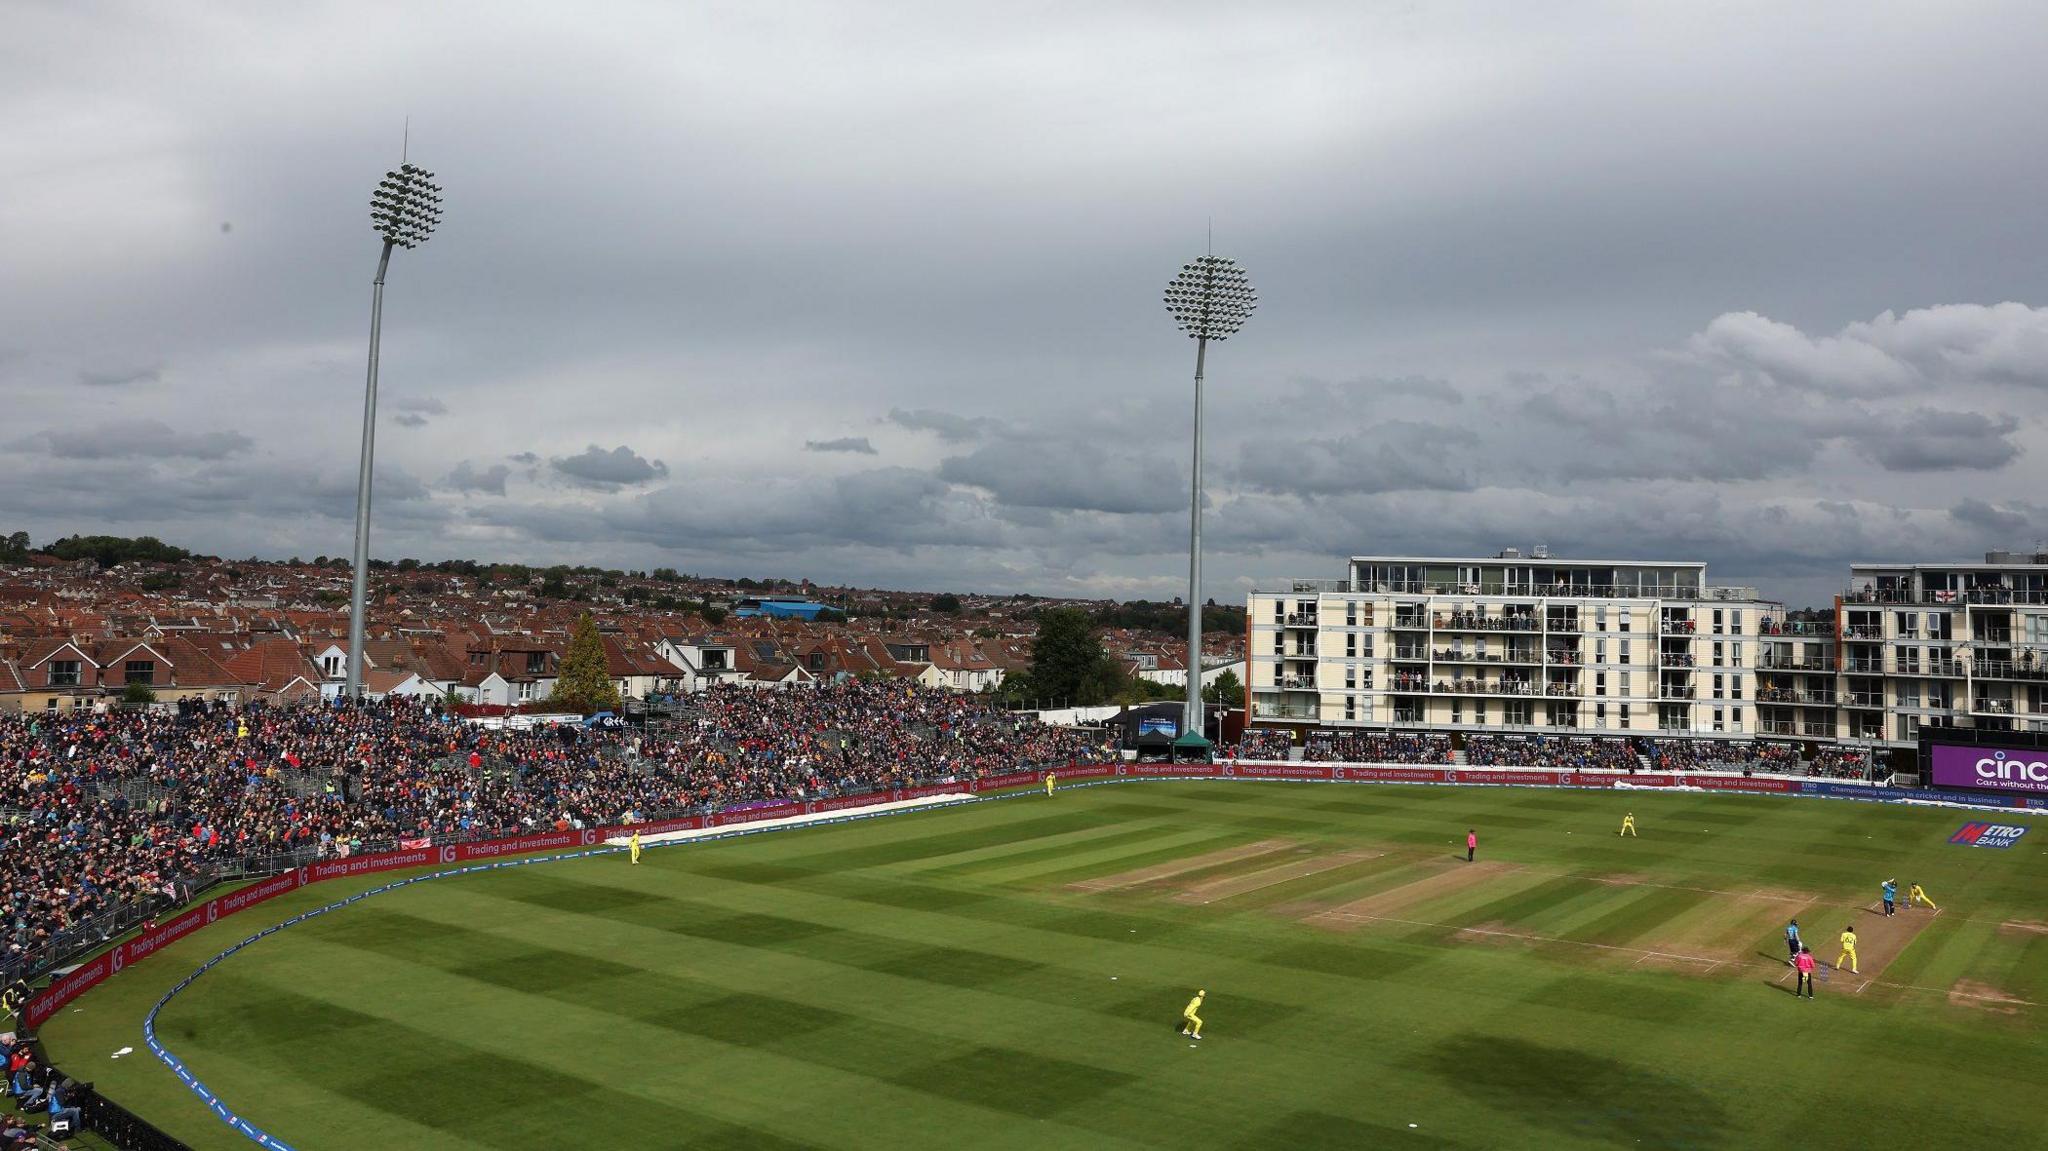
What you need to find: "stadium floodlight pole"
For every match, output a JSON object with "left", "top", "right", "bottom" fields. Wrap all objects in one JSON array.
[
  {"left": 1163, "top": 254, "right": 1256, "bottom": 743},
  {"left": 346, "top": 160, "right": 443, "bottom": 699}
]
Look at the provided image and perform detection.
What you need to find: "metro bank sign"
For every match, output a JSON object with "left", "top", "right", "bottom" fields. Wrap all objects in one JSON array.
[{"left": 1930, "top": 744, "right": 2048, "bottom": 796}]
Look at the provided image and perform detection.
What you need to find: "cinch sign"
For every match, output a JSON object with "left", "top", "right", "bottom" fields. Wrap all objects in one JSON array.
[
  {"left": 1929, "top": 745, "right": 2048, "bottom": 796},
  {"left": 1949, "top": 822, "right": 2029, "bottom": 849}
]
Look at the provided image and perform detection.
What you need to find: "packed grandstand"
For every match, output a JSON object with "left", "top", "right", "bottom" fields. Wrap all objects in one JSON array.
[{"left": 3, "top": 685, "right": 1886, "bottom": 989}]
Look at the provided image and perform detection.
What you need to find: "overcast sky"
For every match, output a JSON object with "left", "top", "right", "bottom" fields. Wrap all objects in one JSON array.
[{"left": 6, "top": 2, "right": 2048, "bottom": 608}]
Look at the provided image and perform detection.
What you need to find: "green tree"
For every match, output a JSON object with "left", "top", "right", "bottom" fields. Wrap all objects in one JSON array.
[
  {"left": 931, "top": 593, "right": 962, "bottom": 614},
  {"left": 122, "top": 682, "right": 157, "bottom": 705},
  {"left": 1202, "top": 668, "right": 1243, "bottom": 707},
  {"left": 1029, "top": 608, "right": 1122, "bottom": 706},
  {"left": 548, "top": 614, "right": 621, "bottom": 714}
]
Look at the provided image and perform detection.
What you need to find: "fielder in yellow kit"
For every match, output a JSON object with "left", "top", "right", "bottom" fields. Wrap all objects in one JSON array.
[
  {"left": 1045, "top": 771, "right": 1057, "bottom": 797},
  {"left": 1836, "top": 925, "right": 1859, "bottom": 974},
  {"left": 1179, "top": 989, "right": 1206, "bottom": 1040},
  {"left": 1909, "top": 883, "right": 1938, "bottom": 910},
  {"left": 629, "top": 829, "right": 642, "bottom": 865},
  {"left": 1619, "top": 812, "right": 1637, "bottom": 837}
]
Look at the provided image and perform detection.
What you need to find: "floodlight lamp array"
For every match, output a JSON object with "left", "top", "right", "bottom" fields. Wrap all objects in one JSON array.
[
  {"left": 370, "top": 163, "right": 443, "bottom": 249},
  {"left": 1162, "top": 255, "right": 1257, "bottom": 341}
]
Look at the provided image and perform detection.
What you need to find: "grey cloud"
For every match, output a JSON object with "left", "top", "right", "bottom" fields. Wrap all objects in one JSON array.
[
  {"left": 550, "top": 444, "right": 669, "bottom": 487},
  {"left": 1234, "top": 421, "right": 1479, "bottom": 495},
  {"left": 805, "top": 436, "right": 878, "bottom": 455},
  {"left": 1858, "top": 409, "right": 2019, "bottom": 472},
  {"left": 446, "top": 460, "right": 512, "bottom": 495},
  {"left": 1949, "top": 498, "right": 2032, "bottom": 534},
  {"left": 78, "top": 365, "right": 161, "bottom": 388},
  {"left": 886, "top": 408, "right": 998, "bottom": 443},
  {"left": 36, "top": 419, "right": 252, "bottom": 461},
  {"left": 1683, "top": 304, "right": 2048, "bottom": 396},
  {"left": 938, "top": 438, "right": 1184, "bottom": 514}
]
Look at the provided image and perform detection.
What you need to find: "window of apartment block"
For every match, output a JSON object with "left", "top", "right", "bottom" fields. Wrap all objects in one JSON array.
[
  {"left": 1595, "top": 638, "right": 1607, "bottom": 664},
  {"left": 1618, "top": 641, "right": 1630, "bottom": 665},
  {"left": 1620, "top": 672, "right": 1632, "bottom": 696},
  {"left": 1595, "top": 671, "right": 1607, "bottom": 695},
  {"left": 1473, "top": 701, "right": 1487, "bottom": 724},
  {"left": 1345, "top": 695, "right": 1356, "bottom": 720},
  {"left": 1346, "top": 601, "right": 1357, "bottom": 626},
  {"left": 1929, "top": 614, "right": 1952, "bottom": 640},
  {"left": 2028, "top": 615, "right": 2048, "bottom": 644},
  {"left": 1346, "top": 634, "right": 1357, "bottom": 657},
  {"left": 1896, "top": 611, "right": 1918, "bottom": 638},
  {"left": 1898, "top": 682, "right": 1920, "bottom": 708},
  {"left": 1712, "top": 641, "right": 1724, "bottom": 667},
  {"left": 1595, "top": 701, "right": 1607, "bottom": 727},
  {"left": 48, "top": 660, "right": 81, "bottom": 687},
  {"left": 1713, "top": 609, "right": 1724, "bottom": 634},
  {"left": 125, "top": 660, "right": 154, "bottom": 684},
  {"left": 1450, "top": 700, "right": 1462, "bottom": 724},
  {"left": 1595, "top": 606, "right": 1607, "bottom": 632},
  {"left": 1712, "top": 673, "right": 1724, "bottom": 699},
  {"left": 1619, "top": 703, "right": 1630, "bottom": 729},
  {"left": 1713, "top": 707, "right": 1724, "bottom": 731},
  {"left": 1345, "top": 667, "right": 1356, "bottom": 689},
  {"left": 1274, "top": 602, "right": 1284, "bottom": 624},
  {"left": 1619, "top": 612, "right": 1631, "bottom": 633}
]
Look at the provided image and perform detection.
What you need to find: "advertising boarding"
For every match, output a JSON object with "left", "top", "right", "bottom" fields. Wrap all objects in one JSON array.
[{"left": 1928, "top": 743, "right": 2048, "bottom": 797}]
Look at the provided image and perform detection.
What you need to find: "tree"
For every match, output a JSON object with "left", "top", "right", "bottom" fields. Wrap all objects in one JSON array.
[
  {"left": 1202, "top": 668, "right": 1242, "bottom": 707},
  {"left": 1029, "top": 608, "right": 1122, "bottom": 706},
  {"left": 931, "top": 593, "right": 962, "bottom": 614},
  {"left": 122, "top": 682, "right": 157, "bottom": 706},
  {"left": 1, "top": 531, "right": 32, "bottom": 560},
  {"left": 549, "top": 614, "right": 621, "bottom": 714}
]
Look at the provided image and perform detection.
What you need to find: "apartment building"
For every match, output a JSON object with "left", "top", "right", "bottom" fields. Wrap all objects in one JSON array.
[
  {"left": 1843, "top": 552, "right": 2048, "bottom": 744},
  {"left": 1247, "top": 550, "right": 1786, "bottom": 737}
]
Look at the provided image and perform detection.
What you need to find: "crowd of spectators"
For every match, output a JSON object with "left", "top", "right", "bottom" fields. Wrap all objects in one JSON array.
[
  {"left": 1810, "top": 746, "right": 1879, "bottom": 781},
  {"left": 1230, "top": 729, "right": 1293, "bottom": 761},
  {"left": 1464, "top": 735, "right": 1640, "bottom": 772},
  {"left": 1302, "top": 732, "right": 1453, "bottom": 764},
  {"left": 0, "top": 683, "right": 1111, "bottom": 985}
]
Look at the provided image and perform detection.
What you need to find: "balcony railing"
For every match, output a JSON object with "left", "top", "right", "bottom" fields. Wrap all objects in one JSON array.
[
  {"left": 1392, "top": 617, "right": 1429, "bottom": 630},
  {"left": 1252, "top": 701, "right": 1319, "bottom": 719},
  {"left": 1393, "top": 648, "right": 1428, "bottom": 661},
  {"left": 1658, "top": 655, "right": 1697, "bottom": 669},
  {"left": 1842, "top": 660, "right": 1883, "bottom": 674},
  {"left": 1660, "top": 621, "right": 1697, "bottom": 635},
  {"left": 1279, "top": 676, "right": 1317, "bottom": 691},
  {"left": 1972, "top": 660, "right": 2048, "bottom": 681},
  {"left": 1844, "top": 588, "right": 2048, "bottom": 606},
  {"left": 1759, "top": 657, "right": 1833, "bottom": 672},
  {"left": 1433, "top": 614, "right": 1541, "bottom": 632},
  {"left": 1282, "top": 613, "right": 1319, "bottom": 628},
  {"left": 1756, "top": 689, "right": 1836, "bottom": 705},
  {"left": 1973, "top": 698, "right": 2020, "bottom": 716},
  {"left": 1845, "top": 693, "right": 1884, "bottom": 708},
  {"left": 1657, "top": 687, "right": 1697, "bottom": 701},
  {"left": 1842, "top": 625, "right": 1882, "bottom": 640},
  {"left": 1977, "top": 630, "right": 2014, "bottom": 643}
]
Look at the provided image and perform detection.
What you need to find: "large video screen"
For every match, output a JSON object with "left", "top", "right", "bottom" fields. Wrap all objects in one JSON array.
[{"left": 1929, "top": 743, "right": 2048, "bottom": 796}]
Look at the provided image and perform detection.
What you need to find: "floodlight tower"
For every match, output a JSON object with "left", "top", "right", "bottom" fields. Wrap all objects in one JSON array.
[
  {"left": 1163, "top": 255, "right": 1256, "bottom": 743},
  {"left": 346, "top": 161, "right": 443, "bottom": 699}
]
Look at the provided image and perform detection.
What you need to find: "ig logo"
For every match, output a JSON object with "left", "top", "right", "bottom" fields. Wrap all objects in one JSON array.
[{"left": 439, "top": 846, "right": 457, "bottom": 865}]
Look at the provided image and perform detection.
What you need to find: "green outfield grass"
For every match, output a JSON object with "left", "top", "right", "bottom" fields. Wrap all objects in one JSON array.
[{"left": 40, "top": 782, "right": 2048, "bottom": 1150}]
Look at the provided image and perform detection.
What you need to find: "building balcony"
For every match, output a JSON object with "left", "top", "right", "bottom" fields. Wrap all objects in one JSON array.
[
  {"left": 1393, "top": 648, "right": 1429, "bottom": 662},
  {"left": 1657, "top": 687, "right": 1696, "bottom": 701},
  {"left": 1972, "top": 659, "right": 2048, "bottom": 681},
  {"left": 1657, "top": 655, "right": 1697, "bottom": 669},
  {"left": 1278, "top": 676, "right": 1318, "bottom": 691},
  {"left": 1972, "top": 698, "right": 2022, "bottom": 716},
  {"left": 1252, "top": 700, "right": 1319, "bottom": 720},
  {"left": 1433, "top": 614, "right": 1540, "bottom": 633},
  {"left": 1976, "top": 629, "right": 2014, "bottom": 643},
  {"left": 1844, "top": 694, "right": 1884, "bottom": 709},
  {"left": 1282, "top": 613, "right": 1319, "bottom": 628},
  {"left": 1426, "top": 679, "right": 1537, "bottom": 697},
  {"left": 1842, "top": 625, "right": 1882, "bottom": 640},
  {"left": 1843, "top": 587, "right": 2048, "bottom": 606},
  {"left": 1659, "top": 621, "right": 1697, "bottom": 635},
  {"left": 1755, "top": 689, "right": 1835, "bottom": 705},
  {"left": 1842, "top": 660, "right": 1883, "bottom": 674},
  {"left": 1759, "top": 657, "right": 1833, "bottom": 672},
  {"left": 1543, "top": 651, "right": 1582, "bottom": 666},
  {"left": 1392, "top": 617, "right": 1430, "bottom": 631}
]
